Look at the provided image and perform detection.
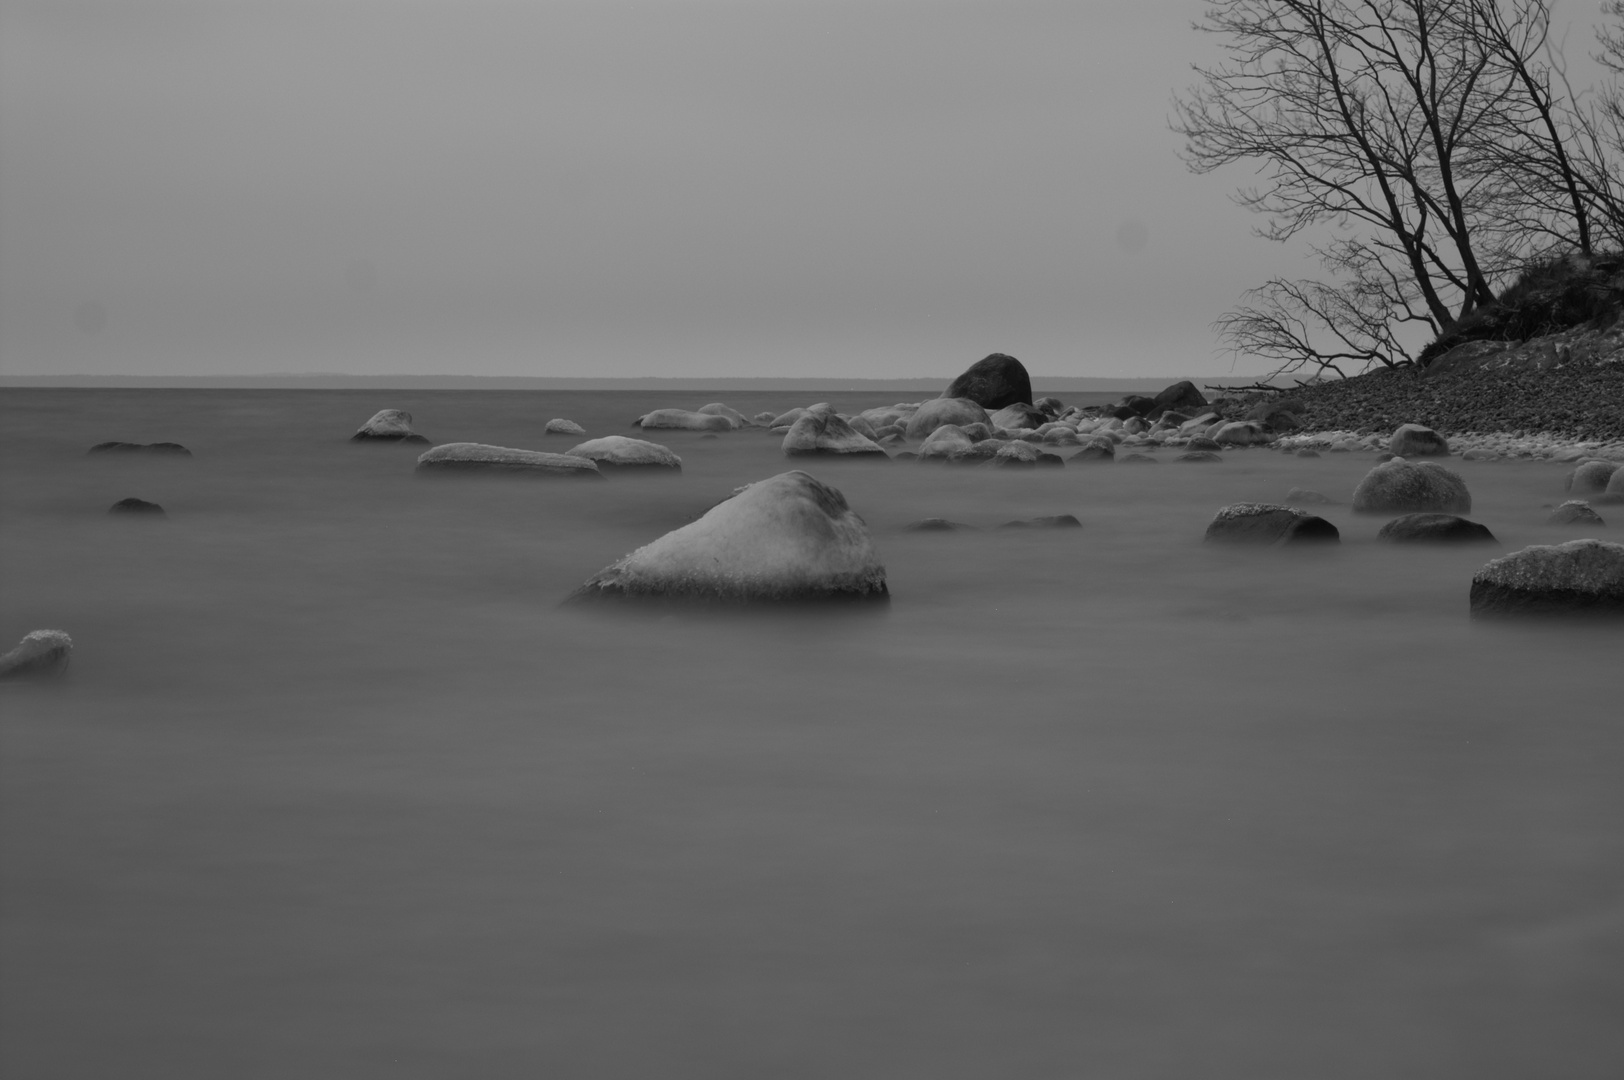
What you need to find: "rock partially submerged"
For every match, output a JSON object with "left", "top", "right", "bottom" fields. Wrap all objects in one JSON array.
[
  {"left": 351, "top": 410, "right": 429, "bottom": 444},
  {"left": 564, "top": 436, "right": 682, "bottom": 472},
  {"left": 567, "top": 471, "right": 887, "bottom": 604},
  {"left": 904, "top": 398, "right": 991, "bottom": 440},
  {"left": 1566, "top": 460, "right": 1619, "bottom": 494},
  {"left": 108, "top": 497, "right": 166, "bottom": 517},
  {"left": 782, "top": 404, "right": 888, "bottom": 458},
  {"left": 1470, "top": 539, "right": 1624, "bottom": 618},
  {"left": 904, "top": 518, "right": 975, "bottom": 532},
  {"left": 942, "top": 353, "right": 1032, "bottom": 410},
  {"left": 1377, "top": 514, "right": 1497, "bottom": 544},
  {"left": 1352, "top": 459, "right": 1472, "bottom": 514},
  {"left": 415, "top": 443, "right": 603, "bottom": 478},
  {"left": 88, "top": 442, "right": 191, "bottom": 456},
  {"left": 1000, "top": 514, "right": 1081, "bottom": 529},
  {"left": 1547, "top": 500, "right": 1606, "bottom": 526},
  {"left": 1204, "top": 503, "right": 1339, "bottom": 545},
  {"left": 697, "top": 403, "right": 752, "bottom": 428},
  {"left": 0, "top": 630, "right": 72, "bottom": 680},
  {"left": 636, "top": 409, "right": 735, "bottom": 432},
  {"left": 544, "top": 418, "right": 586, "bottom": 436}
]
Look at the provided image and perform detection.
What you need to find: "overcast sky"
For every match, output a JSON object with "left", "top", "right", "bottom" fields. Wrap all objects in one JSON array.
[{"left": 0, "top": 1, "right": 1610, "bottom": 379}]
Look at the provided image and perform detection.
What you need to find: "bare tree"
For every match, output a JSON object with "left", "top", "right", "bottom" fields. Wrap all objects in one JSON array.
[{"left": 1173, "top": 0, "right": 1606, "bottom": 377}]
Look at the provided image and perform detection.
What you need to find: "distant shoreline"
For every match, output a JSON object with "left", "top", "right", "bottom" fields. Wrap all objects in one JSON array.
[{"left": 1, "top": 373, "right": 1276, "bottom": 392}]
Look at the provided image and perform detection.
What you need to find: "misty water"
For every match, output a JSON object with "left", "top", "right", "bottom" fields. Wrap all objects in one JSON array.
[{"left": 2, "top": 388, "right": 1620, "bottom": 1079}]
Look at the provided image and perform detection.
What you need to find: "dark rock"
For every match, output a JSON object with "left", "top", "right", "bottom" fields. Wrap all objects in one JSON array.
[
  {"left": 352, "top": 409, "right": 430, "bottom": 443},
  {"left": 415, "top": 443, "right": 603, "bottom": 478},
  {"left": 1178, "top": 451, "right": 1223, "bottom": 463},
  {"left": 1187, "top": 437, "right": 1222, "bottom": 451},
  {"left": 1389, "top": 423, "right": 1450, "bottom": 457},
  {"left": 1377, "top": 514, "right": 1497, "bottom": 543},
  {"left": 1546, "top": 500, "right": 1606, "bottom": 526},
  {"left": 941, "top": 353, "right": 1032, "bottom": 410},
  {"left": 1352, "top": 459, "right": 1471, "bottom": 513},
  {"left": 0, "top": 630, "right": 73, "bottom": 680},
  {"left": 1469, "top": 539, "right": 1624, "bottom": 618},
  {"left": 88, "top": 441, "right": 191, "bottom": 456},
  {"left": 1000, "top": 514, "right": 1081, "bottom": 529},
  {"left": 1119, "top": 453, "right": 1159, "bottom": 464},
  {"left": 108, "top": 498, "right": 166, "bottom": 517},
  {"left": 567, "top": 471, "right": 887, "bottom": 604},
  {"left": 904, "top": 518, "right": 975, "bottom": 532},
  {"left": 905, "top": 398, "right": 992, "bottom": 440},
  {"left": 1204, "top": 503, "right": 1340, "bottom": 545},
  {"left": 1033, "top": 396, "right": 1065, "bottom": 419}
]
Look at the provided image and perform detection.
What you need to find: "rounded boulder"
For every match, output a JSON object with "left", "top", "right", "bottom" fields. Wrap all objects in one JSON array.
[
  {"left": 1204, "top": 503, "right": 1339, "bottom": 545},
  {"left": 904, "top": 398, "right": 992, "bottom": 440},
  {"left": 637, "top": 410, "right": 735, "bottom": 432},
  {"left": 1377, "top": 514, "right": 1496, "bottom": 544},
  {"left": 1389, "top": 424, "right": 1450, "bottom": 457},
  {"left": 352, "top": 409, "right": 429, "bottom": 443},
  {"left": 1352, "top": 459, "right": 1471, "bottom": 514},
  {"left": 0, "top": 630, "right": 73, "bottom": 680},
  {"left": 782, "top": 404, "right": 888, "bottom": 458}
]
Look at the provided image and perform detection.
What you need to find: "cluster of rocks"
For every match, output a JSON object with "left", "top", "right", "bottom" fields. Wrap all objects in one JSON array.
[{"left": 1219, "top": 360, "right": 1624, "bottom": 445}]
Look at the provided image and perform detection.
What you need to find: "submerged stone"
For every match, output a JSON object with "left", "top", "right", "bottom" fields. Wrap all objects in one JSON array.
[
  {"left": 564, "top": 436, "right": 682, "bottom": 471},
  {"left": 0, "top": 630, "right": 73, "bottom": 680},
  {"left": 1376, "top": 513, "right": 1496, "bottom": 544},
  {"left": 1470, "top": 539, "right": 1624, "bottom": 618},
  {"left": 1204, "top": 503, "right": 1339, "bottom": 545},
  {"left": 352, "top": 409, "right": 429, "bottom": 443},
  {"left": 415, "top": 443, "right": 603, "bottom": 478},
  {"left": 1352, "top": 459, "right": 1471, "bottom": 514}
]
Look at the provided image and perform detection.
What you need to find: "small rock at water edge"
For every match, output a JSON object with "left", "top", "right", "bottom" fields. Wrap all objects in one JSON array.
[
  {"left": 1546, "top": 500, "right": 1606, "bottom": 526},
  {"left": 1388, "top": 423, "right": 1450, "bottom": 457},
  {"left": 1204, "top": 503, "right": 1339, "bottom": 545},
  {"left": 0, "top": 630, "right": 73, "bottom": 680}
]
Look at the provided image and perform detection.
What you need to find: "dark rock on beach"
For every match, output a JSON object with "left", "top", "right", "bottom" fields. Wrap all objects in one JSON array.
[
  {"left": 0, "top": 630, "right": 73, "bottom": 680},
  {"left": 1204, "top": 503, "right": 1340, "bottom": 545},
  {"left": 415, "top": 443, "right": 603, "bottom": 478},
  {"left": 1352, "top": 459, "right": 1471, "bottom": 514},
  {"left": 351, "top": 409, "right": 429, "bottom": 443},
  {"left": 108, "top": 497, "right": 166, "bottom": 517},
  {"left": 89, "top": 441, "right": 191, "bottom": 456},
  {"left": 1147, "top": 380, "right": 1207, "bottom": 420},
  {"left": 942, "top": 353, "right": 1032, "bottom": 410},
  {"left": 1470, "top": 538, "right": 1624, "bottom": 618},
  {"left": 1377, "top": 514, "right": 1496, "bottom": 544},
  {"left": 567, "top": 471, "right": 887, "bottom": 604}
]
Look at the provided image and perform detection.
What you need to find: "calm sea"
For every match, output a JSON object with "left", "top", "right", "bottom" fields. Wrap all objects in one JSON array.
[{"left": 2, "top": 388, "right": 1620, "bottom": 1079}]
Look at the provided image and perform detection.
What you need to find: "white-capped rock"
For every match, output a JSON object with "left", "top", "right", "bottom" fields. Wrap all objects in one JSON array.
[{"left": 567, "top": 471, "right": 887, "bottom": 603}]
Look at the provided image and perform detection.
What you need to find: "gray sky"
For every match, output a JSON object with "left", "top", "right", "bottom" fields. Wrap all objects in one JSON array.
[{"left": 0, "top": 1, "right": 1606, "bottom": 379}]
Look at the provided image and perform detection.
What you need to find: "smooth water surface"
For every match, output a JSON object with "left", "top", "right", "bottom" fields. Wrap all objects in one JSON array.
[{"left": 2, "top": 389, "right": 1620, "bottom": 1079}]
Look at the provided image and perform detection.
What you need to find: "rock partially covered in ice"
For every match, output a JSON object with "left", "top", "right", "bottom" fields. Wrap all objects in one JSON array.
[
  {"left": 564, "top": 436, "right": 681, "bottom": 472},
  {"left": 1376, "top": 514, "right": 1496, "bottom": 544},
  {"left": 1547, "top": 500, "right": 1606, "bottom": 526},
  {"left": 1388, "top": 423, "right": 1450, "bottom": 457},
  {"left": 108, "top": 497, "right": 166, "bottom": 517},
  {"left": 351, "top": 409, "right": 429, "bottom": 444},
  {"left": 1204, "top": 503, "right": 1339, "bottom": 545},
  {"left": 415, "top": 443, "right": 602, "bottom": 478},
  {"left": 544, "top": 418, "right": 586, "bottom": 436},
  {"left": 1352, "top": 459, "right": 1471, "bottom": 514},
  {"left": 88, "top": 442, "right": 191, "bottom": 456},
  {"left": 1470, "top": 539, "right": 1624, "bottom": 618},
  {"left": 568, "top": 471, "right": 887, "bottom": 604},
  {"left": 0, "top": 630, "right": 72, "bottom": 680},
  {"left": 904, "top": 398, "right": 991, "bottom": 440},
  {"left": 942, "top": 353, "right": 1032, "bottom": 410},
  {"left": 782, "top": 404, "right": 888, "bottom": 458},
  {"left": 636, "top": 409, "right": 735, "bottom": 432}
]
